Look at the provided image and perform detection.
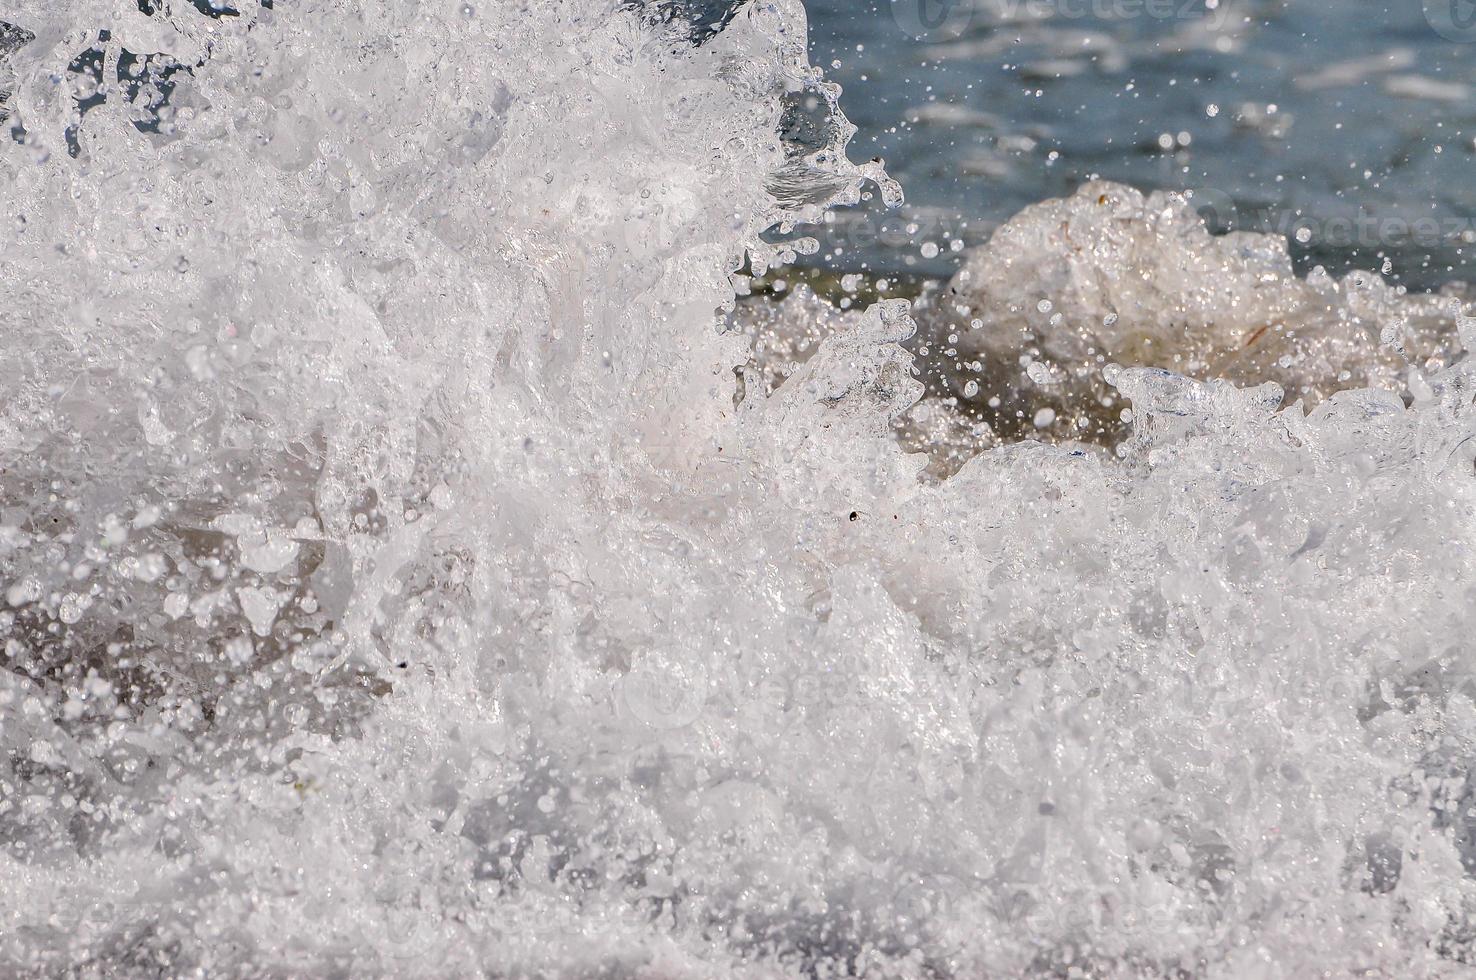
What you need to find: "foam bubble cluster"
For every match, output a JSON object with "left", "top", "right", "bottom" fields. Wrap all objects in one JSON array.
[
  {"left": 3, "top": 1, "right": 1476, "bottom": 977},
  {"left": 925, "top": 181, "right": 1464, "bottom": 446}
]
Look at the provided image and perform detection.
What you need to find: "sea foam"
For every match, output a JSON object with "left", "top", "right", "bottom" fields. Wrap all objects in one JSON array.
[{"left": 2, "top": 1, "right": 1476, "bottom": 976}]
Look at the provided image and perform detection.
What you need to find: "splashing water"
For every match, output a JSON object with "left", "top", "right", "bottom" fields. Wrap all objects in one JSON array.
[{"left": 3, "top": 0, "right": 1476, "bottom": 976}]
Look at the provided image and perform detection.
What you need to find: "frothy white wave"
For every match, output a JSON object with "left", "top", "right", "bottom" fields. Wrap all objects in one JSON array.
[{"left": 2, "top": 1, "right": 1476, "bottom": 977}]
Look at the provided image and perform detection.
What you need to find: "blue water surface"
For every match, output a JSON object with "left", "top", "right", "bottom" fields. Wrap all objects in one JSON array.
[{"left": 805, "top": 0, "right": 1476, "bottom": 288}]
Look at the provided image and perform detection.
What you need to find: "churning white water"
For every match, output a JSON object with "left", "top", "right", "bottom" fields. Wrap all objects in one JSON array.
[{"left": 3, "top": 0, "right": 1476, "bottom": 976}]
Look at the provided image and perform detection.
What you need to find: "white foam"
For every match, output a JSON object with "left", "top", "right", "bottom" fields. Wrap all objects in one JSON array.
[{"left": 2, "top": 1, "right": 1476, "bottom": 976}]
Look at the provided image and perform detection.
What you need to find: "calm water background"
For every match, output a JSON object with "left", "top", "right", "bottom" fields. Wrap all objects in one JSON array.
[{"left": 803, "top": 0, "right": 1476, "bottom": 290}]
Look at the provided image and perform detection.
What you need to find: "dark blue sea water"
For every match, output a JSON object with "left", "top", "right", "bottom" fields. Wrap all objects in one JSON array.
[{"left": 805, "top": 0, "right": 1476, "bottom": 289}]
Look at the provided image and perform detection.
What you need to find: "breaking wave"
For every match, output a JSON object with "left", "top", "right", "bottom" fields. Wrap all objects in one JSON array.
[{"left": 3, "top": 0, "right": 1476, "bottom": 976}]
